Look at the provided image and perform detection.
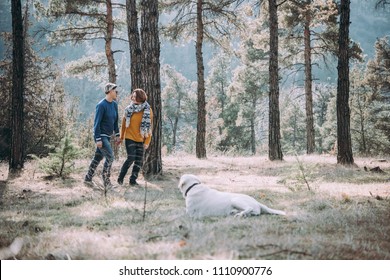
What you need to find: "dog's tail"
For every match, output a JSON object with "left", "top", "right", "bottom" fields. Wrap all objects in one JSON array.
[{"left": 261, "top": 205, "right": 286, "bottom": 216}]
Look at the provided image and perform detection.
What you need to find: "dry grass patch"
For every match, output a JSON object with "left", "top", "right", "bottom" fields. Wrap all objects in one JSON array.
[{"left": 0, "top": 154, "right": 389, "bottom": 259}]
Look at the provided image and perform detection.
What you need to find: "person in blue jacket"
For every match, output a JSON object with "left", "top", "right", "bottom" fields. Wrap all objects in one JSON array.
[{"left": 84, "top": 83, "right": 120, "bottom": 189}]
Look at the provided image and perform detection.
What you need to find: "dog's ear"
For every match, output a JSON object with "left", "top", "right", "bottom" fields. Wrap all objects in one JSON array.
[
  {"left": 178, "top": 174, "right": 191, "bottom": 194},
  {"left": 187, "top": 174, "right": 200, "bottom": 185},
  {"left": 178, "top": 176, "right": 185, "bottom": 192}
]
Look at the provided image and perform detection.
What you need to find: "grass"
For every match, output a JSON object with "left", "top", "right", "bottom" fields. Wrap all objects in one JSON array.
[{"left": 0, "top": 154, "right": 389, "bottom": 259}]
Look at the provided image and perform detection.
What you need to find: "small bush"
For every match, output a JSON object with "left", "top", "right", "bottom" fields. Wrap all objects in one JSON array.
[{"left": 33, "top": 134, "right": 84, "bottom": 178}]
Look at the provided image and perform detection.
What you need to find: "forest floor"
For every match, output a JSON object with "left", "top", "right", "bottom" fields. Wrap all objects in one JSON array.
[{"left": 0, "top": 153, "right": 389, "bottom": 260}]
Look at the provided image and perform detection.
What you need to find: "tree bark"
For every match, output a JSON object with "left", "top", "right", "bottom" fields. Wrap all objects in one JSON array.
[
  {"left": 141, "top": 0, "right": 162, "bottom": 176},
  {"left": 126, "top": 0, "right": 143, "bottom": 90},
  {"left": 250, "top": 95, "right": 256, "bottom": 155},
  {"left": 268, "top": 0, "right": 283, "bottom": 161},
  {"left": 337, "top": 0, "right": 354, "bottom": 165},
  {"left": 304, "top": 6, "right": 315, "bottom": 154},
  {"left": 9, "top": 0, "right": 25, "bottom": 174},
  {"left": 106, "top": 0, "right": 119, "bottom": 158},
  {"left": 105, "top": 0, "right": 116, "bottom": 83},
  {"left": 172, "top": 97, "right": 181, "bottom": 151},
  {"left": 195, "top": 0, "right": 207, "bottom": 159}
]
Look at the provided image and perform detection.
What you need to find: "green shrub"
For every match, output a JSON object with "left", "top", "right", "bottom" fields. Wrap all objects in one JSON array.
[{"left": 33, "top": 134, "right": 84, "bottom": 178}]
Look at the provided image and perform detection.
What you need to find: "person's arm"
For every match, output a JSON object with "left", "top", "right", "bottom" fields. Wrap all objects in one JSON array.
[
  {"left": 94, "top": 103, "right": 104, "bottom": 148},
  {"left": 114, "top": 102, "right": 120, "bottom": 145},
  {"left": 114, "top": 101, "right": 120, "bottom": 138},
  {"left": 119, "top": 116, "right": 126, "bottom": 141},
  {"left": 144, "top": 108, "right": 153, "bottom": 149},
  {"left": 118, "top": 117, "right": 126, "bottom": 144}
]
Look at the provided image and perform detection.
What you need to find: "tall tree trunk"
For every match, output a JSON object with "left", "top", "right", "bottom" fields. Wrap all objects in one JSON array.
[
  {"left": 293, "top": 113, "right": 298, "bottom": 148},
  {"left": 126, "top": 0, "right": 143, "bottom": 90},
  {"left": 141, "top": 0, "right": 162, "bottom": 176},
  {"left": 356, "top": 97, "right": 367, "bottom": 154},
  {"left": 304, "top": 6, "right": 315, "bottom": 154},
  {"left": 195, "top": 0, "right": 207, "bottom": 159},
  {"left": 250, "top": 95, "right": 256, "bottom": 155},
  {"left": 268, "top": 0, "right": 283, "bottom": 161},
  {"left": 106, "top": 0, "right": 119, "bottom": 158},
  {"left": 172, "top": 118, "right": 177, "bottom": 151},
  {"left": 9, "top": 0, "right": 24, "bottom": 174},
  {"left": 337, "top": 0, "right": 354, "bottom": 165},
  {"left": 105, "top": 0, "right": 116, "bottom": 83},
  {"left": 172, "top": 97, "right": 181, "bottom": 151},
  {"left": 250, "top": 118, "right": 256, "bottom": 155}
]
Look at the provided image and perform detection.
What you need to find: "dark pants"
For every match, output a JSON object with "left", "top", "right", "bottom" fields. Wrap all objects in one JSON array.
[
  {"left": 85, "top": 137, "right": 114, "bottom": 185},
  {"left": 118, "top": 139, "right": 144, "bottom": 183}
]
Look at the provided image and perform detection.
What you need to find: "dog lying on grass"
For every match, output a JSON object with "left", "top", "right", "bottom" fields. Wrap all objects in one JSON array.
[{"left": 178, "top": 174, "right": 286, "bottom": 218}]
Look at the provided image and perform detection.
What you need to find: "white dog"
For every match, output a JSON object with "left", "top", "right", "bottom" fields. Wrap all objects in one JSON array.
[{"left": 178, "top": 174, "right": 286, "bottom": 218}]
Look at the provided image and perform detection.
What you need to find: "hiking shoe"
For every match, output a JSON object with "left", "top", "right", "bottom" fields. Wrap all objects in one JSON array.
[
  {"left": 83, "top": 179, "right": 96, "bottom": 188},
  {"left": 104, "top": 179, "right": 120, "bottom": 190},
  {"left": 129, "top": 180, "right": 139, "bottom": 186}
]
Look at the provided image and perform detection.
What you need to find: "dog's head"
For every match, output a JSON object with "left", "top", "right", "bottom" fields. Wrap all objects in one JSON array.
[{"left": 178, "top": 174, "right": 201, "bottom": 197}]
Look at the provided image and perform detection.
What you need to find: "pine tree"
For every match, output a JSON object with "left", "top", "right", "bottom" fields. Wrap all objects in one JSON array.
[
  {"left": 161, "top": 0, "right": 245, "bottom": 159},
  {"left": 206, "top": 51, "right": 232, "bottom": 152},
  {"left": 336, "top": 0, "right": 354, "bottom": 165},
  {"left": 228, "top": 40, "right": 268, "bottom": 154},
  {"left": 161, "top": 65, "right": 196, "bottom": 153},
  {"left": 141, "top": 0, "right": 162, "bottom": 177},
  {"left": 350, "top": 65, "right": 371, "bottom": 154},
  {"left": 9, "top": 0, "right": 24, "bottom": 173},
  {"left": 280, "top": 93, "right": 306, "bottom": 154},
  {"left": 282, "top": 0, "right": 339, "bottom": 154},
  {"left": 364, "top": 36, "right": 390, "bottom": 154},
  {"left": 126, "top": 0, "right": 142, "bottom": 90},
  {"left": 2, "top": 1, "right": 69, "bottom": 164},
  {"left": 35, "top": 134, "right": 84, "bottom": 178},
  {"left": 313, "top": 82, "right": 336, "bottom": 153},
  {"left": 268, "top": 0, "right": 283, "bottom": 161},
  {"left": 35, "top": 0, "right": 126, "bottom": 83}
]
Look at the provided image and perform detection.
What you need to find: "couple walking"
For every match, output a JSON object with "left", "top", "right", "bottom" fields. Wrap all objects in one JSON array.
[{"left": 84, "top": 83, "right": 153, "bottom": 189}]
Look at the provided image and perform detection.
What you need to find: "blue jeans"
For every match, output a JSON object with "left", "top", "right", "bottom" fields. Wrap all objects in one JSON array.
[
  {"left": 118, "top": 139, "right": 144, "bottom": 183},
  {"left": 85, "top": 137, "right": 115, "bottom": 184}
]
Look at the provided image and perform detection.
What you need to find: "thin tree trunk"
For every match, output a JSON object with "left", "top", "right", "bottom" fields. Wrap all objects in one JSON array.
[
  {"left": 105, "top": 0, "right": 116, "bottom": 83},
  {"left": 141, "top": 0, "right": 162, "bottom": 176},
  {"left": 337, "top": 0, "right": 354, "bottom": 165},
  {"left": 268, "top": 0, "right": 283, "bottom": 161},
  {"left": 195, "top": 0, "right": 207, "bottom": 159},
  {"left": 126, "top": 0, "right": 143, "bottom": 90},
  {"left": 172, "top": 97, "right": 181, "bottom": 150},
  {"left": 172, "top": 118, "right": 177, "bottom": 151},
  {"left": 251, "top": 95, "right": 256, "bottom": 155},
  {"left": 9, "top": 0, "right": 24, "bottom": 174},
  {"left": 304, "top": 7, "right": 315, "bottom": 154},
  {"left": 250, "top": 119, "right": 256, "bottom": 155},
  {"left": 293, "top": 113, "right": 297, "bottom": 148},
  {"left": 357, "top": 96, "right": 367, "bottom": 154}
]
